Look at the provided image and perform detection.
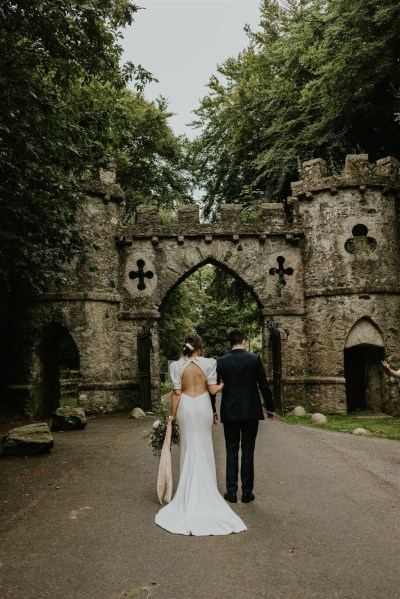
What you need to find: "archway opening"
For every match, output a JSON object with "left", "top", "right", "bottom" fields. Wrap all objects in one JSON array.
[
  {"left": 158, "top": 261, "right": 263, "bottom": 393},
  {"left": 344, "top": 345, "right": 384, "bottom": 413},
  {"left": 38, "top": 324, "right": 80, "bottom": 416},
  {"left": 344, "top": 318, "right": 385, "bottom": 414}
]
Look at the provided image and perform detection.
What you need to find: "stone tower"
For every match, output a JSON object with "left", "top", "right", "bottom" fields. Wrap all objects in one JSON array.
[{"left": 292, "top": 154, "right": 400, "bottom": 414}]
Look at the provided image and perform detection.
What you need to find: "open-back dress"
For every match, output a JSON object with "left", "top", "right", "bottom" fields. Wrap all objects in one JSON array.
[{"left": 155, "top": 356, "right": 246, "bottom": 536}]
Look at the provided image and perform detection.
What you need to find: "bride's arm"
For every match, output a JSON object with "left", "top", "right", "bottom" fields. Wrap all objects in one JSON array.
[
  {"left": 208, "top": 381, "right": 223, "bottom": 395},
  {"left": 170, "top": 389, "right": 181, "bottom": 420}
]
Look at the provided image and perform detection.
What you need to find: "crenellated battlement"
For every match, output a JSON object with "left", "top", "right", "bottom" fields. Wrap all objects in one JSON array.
[
  {"left": 115, "top": 201, "right": 303, "bottom": 247},
  {"left": 133, "top": 201, "right": 292, "bottom": 229},
  {"left": 135, "top": 202, "right": 289, "bottom": 227},
  {"left": 291, "top": 155, "right": 400, "bottom": 197}
]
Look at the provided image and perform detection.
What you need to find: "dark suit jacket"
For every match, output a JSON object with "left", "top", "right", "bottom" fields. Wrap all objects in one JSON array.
[{"left": 217, "top": 349, "right": 274, "bottom": 423}]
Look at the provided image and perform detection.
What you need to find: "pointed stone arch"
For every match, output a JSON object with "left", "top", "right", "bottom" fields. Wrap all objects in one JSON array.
[
  {"left": 344, "top": 318, "right": 385, "bottom": 413},
  {"left": 159, "top": 257, "right": 264, "bottom": 313},
  {"left": 344, "top": 317, "right": 384, "bottom": 349}
]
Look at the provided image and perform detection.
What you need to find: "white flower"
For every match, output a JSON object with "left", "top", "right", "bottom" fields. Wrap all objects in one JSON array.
[{"left": 153, "top": 419, "right": 161, "bottom": 429}]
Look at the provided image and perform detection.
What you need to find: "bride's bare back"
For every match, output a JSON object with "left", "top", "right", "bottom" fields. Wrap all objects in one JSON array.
[{"left": 181, "top": 362, "right": 208, "bottom": 397}]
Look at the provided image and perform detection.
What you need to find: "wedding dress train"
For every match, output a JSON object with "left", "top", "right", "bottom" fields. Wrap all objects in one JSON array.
[{"left": 155, "top": 390, "right": 246, "bottom": 536}]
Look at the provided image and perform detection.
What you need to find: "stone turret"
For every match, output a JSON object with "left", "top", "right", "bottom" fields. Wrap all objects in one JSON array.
[
  {"left": 72, "top": 167, "right": 125, "bottom": 292},
  {"left": 292, "top": 154, "right": 400, "bottom": 292},
  {"left": 290, "top": 155, "right": 400, "bottom": 414}
]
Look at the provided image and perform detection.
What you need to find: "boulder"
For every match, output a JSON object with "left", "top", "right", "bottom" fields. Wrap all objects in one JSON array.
[
  {"left": 51, "top": 407, "right": 87, "bottom": 431},
  {"left": 353, "top": 427, "right": 368, "bottom": 436},
  {"left": 292, "top": 406, "right": 306, "bottom": 416},
  {"left": 1, "top": 423, "right": 54, "bottom": 456},
  {"left": 130, "top": 407, "right": 146, "bottom": 419},
  {"left": 311, "top": 413, "right": 327, "bottom": 424}
]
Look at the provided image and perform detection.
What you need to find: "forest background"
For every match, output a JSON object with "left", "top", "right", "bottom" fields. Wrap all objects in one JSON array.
[{"left": 1, "top": 0, "right": 400, "bottom": 366}]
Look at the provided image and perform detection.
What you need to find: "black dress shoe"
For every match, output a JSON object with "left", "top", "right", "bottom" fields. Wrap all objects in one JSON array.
[
  {"left": 241, "top": 491, "right": 255, "bottom": 503},
  {"left": 224, "top": 492, "right": 237, "bottom": 503}
]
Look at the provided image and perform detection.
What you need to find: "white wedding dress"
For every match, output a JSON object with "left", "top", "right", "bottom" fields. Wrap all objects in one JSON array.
[{"left": 155, "top": 357, "right": 246, "bottom": 536}]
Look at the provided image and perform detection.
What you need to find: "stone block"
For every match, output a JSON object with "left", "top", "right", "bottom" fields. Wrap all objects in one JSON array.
[
  {"left": 51, "top": 407, "right": 87, "bottom": 431},
  {"left": 260, "top": 203, "right": 285, "bottom": 224},
  {"left": 376, "top": 156, "right": 400, "bottom": 181},
  {"left": 219, "top": 204, "right": 243, "bottom": 224},
  {"left": 344, "top": 154, "right": 369, "bottom": 180},
  {"left": 99, "top": 167, "right": 116, "bottom": 185},
  {"left": 136, "top": 205, "right": 159, "bottom": 226},
  {"left": 178, "top": 205, "right": 200, "bottom": 225},
  {"left": 1, "top": 423, "right": 54, "bottom": 456},
  {"left": 302, "top": 158, "right": 327, "bottom": 183}
]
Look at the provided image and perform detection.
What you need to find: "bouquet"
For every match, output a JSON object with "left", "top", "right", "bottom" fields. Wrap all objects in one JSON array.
[{"left": 145, "top": 404, "right": 180, "bottom": 457}]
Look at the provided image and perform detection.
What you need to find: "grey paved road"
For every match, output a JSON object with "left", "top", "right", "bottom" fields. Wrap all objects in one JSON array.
[{"left": 1, "top": 414, "right": 399, "bottom": 599}]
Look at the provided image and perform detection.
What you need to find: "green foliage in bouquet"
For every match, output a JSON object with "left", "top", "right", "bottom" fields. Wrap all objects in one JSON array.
[{"left": 144, "top": 404, "right": 180, "bottom": 457}]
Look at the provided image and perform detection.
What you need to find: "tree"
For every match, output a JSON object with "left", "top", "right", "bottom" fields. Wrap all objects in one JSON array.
[
  {"left": 111, "top": 91, "right": 191, "bottom": 219},
  {"left": 190, "top": 0, "right": 400, "bottom": 215},
  {"left": 159, "top": 275, "right": 204, "bottom": 370},
  {"left": 0, "top": 0, "right": 148, "bottom": 291},
  {"left": 194, "top": 266, "right": 262, "bottom": 356}
]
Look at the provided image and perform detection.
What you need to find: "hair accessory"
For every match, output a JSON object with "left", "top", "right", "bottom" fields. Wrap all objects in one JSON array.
[{"left": 184, "top": 342, "right": 194, "bottom": 350}]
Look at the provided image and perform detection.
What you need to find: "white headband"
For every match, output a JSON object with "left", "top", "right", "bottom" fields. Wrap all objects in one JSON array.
[{"left": 184, "top": 342, "right": 194, "bottom": 350}]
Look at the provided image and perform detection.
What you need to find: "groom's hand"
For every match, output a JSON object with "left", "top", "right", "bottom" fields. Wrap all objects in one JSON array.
[
  {"left": 266, "top": 411, "right": 274, "bottom": 419},
  {"left": 213, "top": 413, "right": 219, "bottom": 425}
]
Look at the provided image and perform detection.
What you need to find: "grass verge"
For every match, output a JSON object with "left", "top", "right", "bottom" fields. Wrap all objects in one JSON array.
[{"left": 280, "top": 414, "right": 400, "bottom": 441}]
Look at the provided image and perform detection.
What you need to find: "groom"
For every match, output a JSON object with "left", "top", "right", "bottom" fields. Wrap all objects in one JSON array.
[{"left": 217, "top": 329, "right": 274, "bottom": 504}]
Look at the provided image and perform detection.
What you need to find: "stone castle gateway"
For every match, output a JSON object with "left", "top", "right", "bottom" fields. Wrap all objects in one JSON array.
[{"left": 3, "top": 154, "right": 400, "bottom": 418}]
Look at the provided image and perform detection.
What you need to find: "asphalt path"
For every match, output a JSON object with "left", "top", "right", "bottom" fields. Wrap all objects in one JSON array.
[{"left": 1, "top": 413, "right": 399, "bottom": 599}]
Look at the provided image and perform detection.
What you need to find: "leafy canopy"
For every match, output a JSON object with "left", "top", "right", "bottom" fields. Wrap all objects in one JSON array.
[
  {"left": 112, "top": 91, "right": 191, "bottom": 219},
  {"left": 190, "top": 0, "right": 400, "bottom": 215},
  {"left": 0, "top": 1, "right": 189, "bottom": 291}
]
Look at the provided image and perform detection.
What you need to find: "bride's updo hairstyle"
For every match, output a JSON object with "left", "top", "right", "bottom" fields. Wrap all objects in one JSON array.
[{"left": 182, "top": 332, "right": 203, "bottom": 357}]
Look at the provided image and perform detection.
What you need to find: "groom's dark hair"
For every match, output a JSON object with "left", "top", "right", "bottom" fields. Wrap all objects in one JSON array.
[{"left": 229, "top": 329, "right": 246, "bottom": 347}]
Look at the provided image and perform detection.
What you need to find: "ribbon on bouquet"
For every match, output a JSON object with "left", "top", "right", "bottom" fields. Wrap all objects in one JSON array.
[{"left": 157, "top": 420, "right": 173, "bottom": 504}]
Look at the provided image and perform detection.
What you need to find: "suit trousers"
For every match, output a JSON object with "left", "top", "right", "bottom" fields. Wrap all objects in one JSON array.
[{"left": 223, "top": 420, "right": 259, "bottom": 494}]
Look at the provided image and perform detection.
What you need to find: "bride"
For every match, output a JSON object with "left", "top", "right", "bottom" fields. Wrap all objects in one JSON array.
[{"left": 155, "top": 332, "right": 246, "bottom": 536}]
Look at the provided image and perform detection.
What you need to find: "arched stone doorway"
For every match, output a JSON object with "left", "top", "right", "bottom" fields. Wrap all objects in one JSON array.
[
  {"left": 37, "top": 323, "right": 80, "bottom": 416},
  {"left": 344, "top": 319, "right": 385, "bottom": 413},
  {"left": 158, "top": 256, "right": 264, "bottom": 361}
]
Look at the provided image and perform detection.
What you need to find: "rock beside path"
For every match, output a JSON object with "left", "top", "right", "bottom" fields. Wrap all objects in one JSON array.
[
  {"left": 292, "top": 406, "right": 307, "bottom": 416},
  {"left": 353, "top": 428, "right": 368, "bottom": 436},
  {"left": 311, "top": 413, "right": 328, "bottom": 424},
  {"left": 52, "top": 407, "right": 87, "bottom": 431},
  {"left": 1, "top": 423, "right": 54, "bottom": 456},
  {"left": 130, "top": 407, "right": 146, "bottom": 419}
]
